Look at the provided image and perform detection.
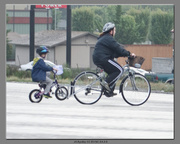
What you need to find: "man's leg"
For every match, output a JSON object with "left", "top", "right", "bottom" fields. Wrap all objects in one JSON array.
[{"left": 102, "top": 59, "right": 123, "bottom": 96}]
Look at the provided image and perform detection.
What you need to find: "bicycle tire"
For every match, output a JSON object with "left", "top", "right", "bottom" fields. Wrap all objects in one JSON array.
[
  {"left": 29, "top": 89, "right": 43, "bottom": 103},
  {"left": 55, "top": 86, "right": 68, "bottom": 100},
  {"left": 120, "top": 73, "right": 151, "bottom": 106},
  {"left": 73, "top": 71, "right": 103, "bottom": 105}
]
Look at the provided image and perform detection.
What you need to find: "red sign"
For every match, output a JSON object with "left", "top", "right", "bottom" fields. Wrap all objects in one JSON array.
[{"left": 36, "top": 5, "right": 67, "bottom": 9}]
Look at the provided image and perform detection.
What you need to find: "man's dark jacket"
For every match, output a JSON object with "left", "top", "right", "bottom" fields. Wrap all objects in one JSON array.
[{"left": 93, "top": 33, "right": 130, "bottom": 65}]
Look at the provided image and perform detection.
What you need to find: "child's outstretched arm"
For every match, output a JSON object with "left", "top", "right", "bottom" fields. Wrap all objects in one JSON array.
[{"left": 38, "top": 59, "right": 53, "bottom": 71}]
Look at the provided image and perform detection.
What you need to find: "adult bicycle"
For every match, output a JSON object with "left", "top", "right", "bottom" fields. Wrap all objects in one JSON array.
[
  {"left": 29, "top": 71, "right": 68, "bottom": 103},
  {"left": 71, "top": 56, "right": 151, "bottom": 106}
]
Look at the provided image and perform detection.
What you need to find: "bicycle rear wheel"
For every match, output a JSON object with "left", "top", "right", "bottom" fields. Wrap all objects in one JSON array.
[
  {"left": 121, "top": 73, "right": 151, "bottom": 106},
  {"left": 73, "top": 71, "right": 103, "bottom": 105},
  {"left": 29, "top": 89, "right": 43, "bottom": 103}
]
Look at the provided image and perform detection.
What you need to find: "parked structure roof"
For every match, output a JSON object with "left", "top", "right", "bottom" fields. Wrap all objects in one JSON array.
[
  {"left": 7, "top": 32, "right": 23, "bottom": 41},
  {"left": 9, "top": 30, "right": 98, "bottom": 47}
]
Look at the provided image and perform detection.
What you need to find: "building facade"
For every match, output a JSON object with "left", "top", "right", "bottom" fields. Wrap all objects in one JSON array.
[
  {"left": 9, "top": 30, "right": 98, "bottom": 69},
  {"left": 6, "top": 7, "right": 52, "bottom": 34}
]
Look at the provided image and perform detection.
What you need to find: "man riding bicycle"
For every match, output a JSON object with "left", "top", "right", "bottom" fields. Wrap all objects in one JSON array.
[{"left": 93, "top": 22, "right": 135, "bottom": 97}]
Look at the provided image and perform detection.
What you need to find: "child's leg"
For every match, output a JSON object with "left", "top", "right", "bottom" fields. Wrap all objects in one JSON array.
[
  {"left": 46, "top": 72, "right": 51, "bottom": 78},
  {"left": 43, "top": 77, "right": 53, "bottom": 94}
]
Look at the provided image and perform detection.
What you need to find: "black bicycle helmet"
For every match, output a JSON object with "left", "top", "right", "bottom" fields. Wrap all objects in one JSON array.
[{"left": 36, "top": 46, "right": 49, "bottom": 56}]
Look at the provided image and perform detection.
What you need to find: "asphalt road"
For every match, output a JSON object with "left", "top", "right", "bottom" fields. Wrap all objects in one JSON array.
[{"left": 6, "top": 82, "right": 174, "bottom": 139}]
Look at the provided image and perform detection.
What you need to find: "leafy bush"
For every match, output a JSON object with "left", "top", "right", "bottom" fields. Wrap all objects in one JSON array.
[
  {"left": 127, "top": 8, "right": 150, "bottom": 43},
  {"left": 117, "top": 14, "right": 136, "bottom": 44},
  {"left": 59, "top": 67, "right": 92, "bottom": 79},
  {"left": 6, "top": 65, "right": 93, "bottom": 81},
  {"left": 149, "top": 9, "right": 173, "bottom": 44},
  {"left": 6, "top": 65, "right": 31, "bottom": 78}
]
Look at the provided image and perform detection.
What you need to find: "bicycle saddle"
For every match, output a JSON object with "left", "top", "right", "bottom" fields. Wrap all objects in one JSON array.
[
  {"left": 96, "top": 65, "right": 104, "bottom": 73},
  {"left": 39, "top": 83, "right": 46, "bottom": 89}
]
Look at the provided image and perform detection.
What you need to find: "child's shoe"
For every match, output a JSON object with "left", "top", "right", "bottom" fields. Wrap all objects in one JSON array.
[{"left": 43, "top": 93, "right": 52, "bottom": 98}]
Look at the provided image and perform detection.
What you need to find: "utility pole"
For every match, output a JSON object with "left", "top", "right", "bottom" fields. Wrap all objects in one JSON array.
[
  {"left": 66, "top": 5, "right": 71, "bottom": 67},
  {"left": 30, "top": 5, "right": 35, "bottom": 61},
  {"left": 13, "top": 5, "right": 15, "bottom": 32},
  {"left": 47, "top": 8, "right": 49, "bottom": 30}
]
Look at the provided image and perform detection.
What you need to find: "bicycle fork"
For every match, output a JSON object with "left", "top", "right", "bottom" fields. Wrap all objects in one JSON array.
[
  {"left": 130, "top": 75, "right": 138, "bottom": 91},
  {"left": 119, "top": 74, "right": 138, "bottom": 93}
]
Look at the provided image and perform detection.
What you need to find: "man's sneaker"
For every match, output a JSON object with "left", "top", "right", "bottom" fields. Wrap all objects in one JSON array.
[
  {"left": 101, "top": 80, "right": 111, "bottom": 91},
  {"left": 104, "top": 91, "right": 117, "bottom": 97},
  {"left": 43, "top": 93, "right": 52, "bottom": 98}
]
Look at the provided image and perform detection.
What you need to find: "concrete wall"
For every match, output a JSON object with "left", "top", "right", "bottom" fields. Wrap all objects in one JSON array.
[
  {"left": 55, "top": 45, "right": 91, "bottom": 68},
  {"left": 15, "top": 45, "right": 55, "bottom": 65},
  {"left": 55, "top": 45, "right": 66, "bottom": 65},
  {"left": 55, "top": 34, "right": 97, "bottom": 68},
  {"left": 152, "top": 57, "right": 173, "bottom": 73},
  {"left": 15, "top": 45, "right": 29, "bottom": 65},
  {"left": 72, "top": 46, "right": 90, "bottom": 68},
  {"left": 72, "top": 34, "right": 97, "bottom": 45}
]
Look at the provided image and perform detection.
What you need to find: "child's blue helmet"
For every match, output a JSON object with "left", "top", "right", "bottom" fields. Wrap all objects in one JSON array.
[{"left": 36, "top": 46, "right": 49, "bottom": 56}]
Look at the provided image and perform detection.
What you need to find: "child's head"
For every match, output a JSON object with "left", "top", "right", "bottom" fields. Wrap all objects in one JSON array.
[{"left": 36, "top": 46, "right": 49, "bottom": 59}]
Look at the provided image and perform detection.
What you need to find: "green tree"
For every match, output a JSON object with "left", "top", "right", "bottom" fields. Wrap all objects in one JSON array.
[
  {"left": 90, "top": 6, "right": 104, "bottom": 32},
  {"left": 149, "top": 9, "right": 173, "bottom": 44},
  {"left": 114, "top": 5, "right": 123, "bottom": 43},
  {"left": 106, "top": 5, "right": 116, "bottom": 23},
  {"left": 118, "top": 15, "right": 136, "bottom": 44},
  {"left": 127, "top": 8, "right": 150, "bottom": 43},
  {"left": 94, "top": 15, "right": 103, "bottom": 32},
  {"left": 114, "top": 5, "right": 122, "bottom": 24},
  {"left": 72, "top": 7, "right": 94, "bottom": 32},
  {"left": 6, "top": 14, "right": 13, "bottom": 61}
]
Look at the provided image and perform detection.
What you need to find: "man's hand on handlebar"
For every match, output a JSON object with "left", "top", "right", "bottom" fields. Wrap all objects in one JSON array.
[
  {"left": 130, "top": 53, "right": 136, "bottom": 58},
  {"left": 129, "top": 53, "right": 136, "bottom": 59}
]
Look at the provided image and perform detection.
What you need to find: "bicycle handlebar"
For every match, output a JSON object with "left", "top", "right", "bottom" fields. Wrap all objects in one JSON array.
[
  {"left": 128, "top": 55, "right": 136, "bottom": 60},
  {"left": 53, "top": 70, "right": 57, "bottom": 75},
  {"left": 125, "top": 55, "right": 136, "bottom": 64}
]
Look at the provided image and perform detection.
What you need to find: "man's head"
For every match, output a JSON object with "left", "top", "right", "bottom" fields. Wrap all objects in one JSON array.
[{"left": 102, "top": 22, "right": 116, "bottom": 36}]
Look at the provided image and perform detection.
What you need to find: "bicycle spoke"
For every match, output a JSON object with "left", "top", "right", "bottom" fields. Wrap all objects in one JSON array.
[
  {"left": 55, "top": 86, "right": 68, "bottom": 101},
  {"left": 29, "top": 89, "right": 43, "bottom": 103},
  {"left": 73, "top": 72, "right": 102, "bottom": 105},
  {"left": 121, "top": 73, "right": 151, "bottom": 106}
]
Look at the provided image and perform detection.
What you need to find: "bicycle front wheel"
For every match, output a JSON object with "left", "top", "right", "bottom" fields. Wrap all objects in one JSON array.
[
  {"left": 55, "top": 86, "right": 68, "bottom": 100},
  {"left": 121, "top": 73, "right": 151, "bottom": 106},
  {"left": 73, "top": 71, "right": 103, "bottom": 105}
]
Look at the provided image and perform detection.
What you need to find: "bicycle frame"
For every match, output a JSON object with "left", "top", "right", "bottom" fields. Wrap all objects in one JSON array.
[
  {"left": 38, "top": 72, "right": 60, "bottom": 94},
  {"left": 93, "top": 58, "right": 139, "bottom": 94},
  {"left": 63, "top": 73, "right": 103, "bottom": 100}
]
